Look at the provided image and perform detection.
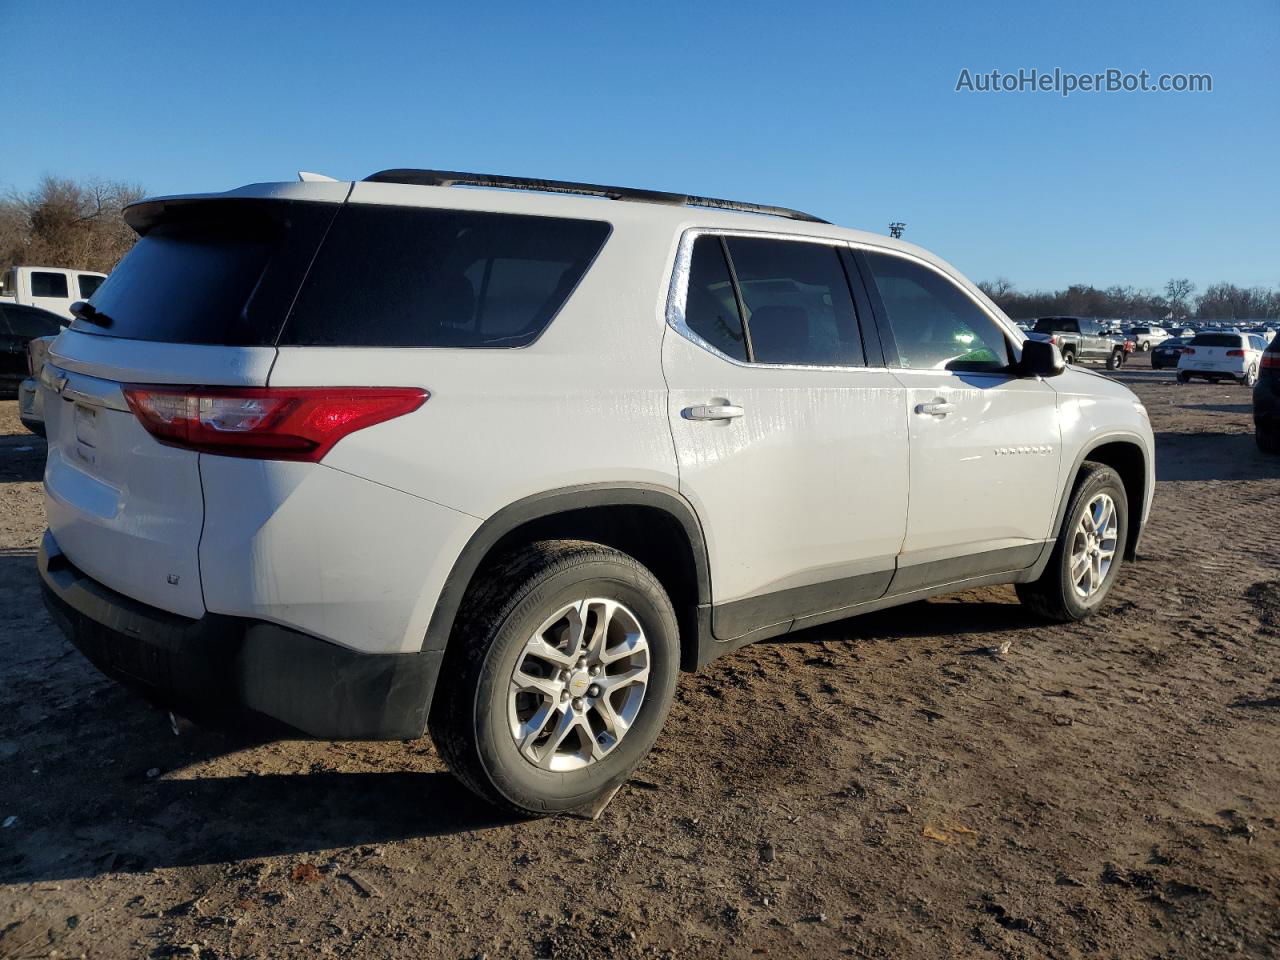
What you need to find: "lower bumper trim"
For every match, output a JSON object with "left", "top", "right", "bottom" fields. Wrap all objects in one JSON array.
[{"left": 39, "top": 530, "right": 440, "bottom": 740}]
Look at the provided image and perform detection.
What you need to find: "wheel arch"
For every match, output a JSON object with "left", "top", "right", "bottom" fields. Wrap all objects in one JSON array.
[
  {"left": 423, "top": 483, "right": 712, "bottom": 672},
  {"left": 1054, "top": 435, "right": 1149, "bottom": 561}
]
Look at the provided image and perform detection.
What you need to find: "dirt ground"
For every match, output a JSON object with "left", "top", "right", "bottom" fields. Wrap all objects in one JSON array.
[{"left": 1, "top": 355, "right": 1277, "bottom": 959}]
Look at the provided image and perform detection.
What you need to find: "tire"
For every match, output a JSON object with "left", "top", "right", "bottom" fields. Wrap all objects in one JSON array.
[
  {"left": 1016, "top": 463, "right": 1129, "bottom": 622},
  {"left": 1258, "top": 425, "right": 1280, "bottom": 455},
  {"left": 1176, "top": 371, "right": 1191, "bottom": 383},
  {"left": 429, "top": 539, "right": 680, "bottom": 816},
  {"left": 1140, "top": 341, "right": 1151, "bottom": 352},
  {"left": 1106, "top": 349, "right": 1123, "bottom": 370},
  {"left": 1062, "top": 349, "right": 1076, "bottom": 365},
  {"left": 1242, "top": 364, "right": 1258, "bottom": 387}
]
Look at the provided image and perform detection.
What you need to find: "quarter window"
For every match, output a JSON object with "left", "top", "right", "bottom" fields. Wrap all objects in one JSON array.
[
  {"left": 724, "top": 237, "right": 863, "bottom": 366},
  {"left": 864, "top": 252, "right": 1010, "bottom": 373},
  {"left": 682, "top": 236, "right": 748, "bottom": 361},
  {"left": 31, "top": 272, "right": 69, "bottom": 299}
]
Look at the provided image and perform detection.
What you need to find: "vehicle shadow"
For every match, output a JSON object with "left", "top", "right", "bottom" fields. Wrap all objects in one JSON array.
[
  {"left": 0, "top": 551, "right": 520, "bottom": 885},
  {"left": 1175, "top": 402, "right": 1253, "bottom": 415},
  {"left": 0, "top": 433, "right": 46, "bottom": 484},
  {"left": 1155, "top": 431, "right": 1280, "bottom": 482},
  {"left": 782, "top": 593, "right": 1039, "bottom": 647}
]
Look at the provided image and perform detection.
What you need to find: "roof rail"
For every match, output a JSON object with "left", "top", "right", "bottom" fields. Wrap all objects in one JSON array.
[{"left": 362, "top": 169, "right": 828, "bottom": 224}]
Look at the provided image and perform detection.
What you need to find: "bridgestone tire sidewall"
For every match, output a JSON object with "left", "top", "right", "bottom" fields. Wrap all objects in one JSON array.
[{"left": 471, "top": 562, "right": 678, "bottom": 814}]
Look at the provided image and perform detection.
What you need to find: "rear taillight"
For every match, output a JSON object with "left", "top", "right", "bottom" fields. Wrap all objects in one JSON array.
[
  {"left": 1048, "top": 335, "right": 1058, "bottom": 345},
  {"left": 122, "top": 386, "right": 428, "bottom": 462},
  {"left": 1181, "top": 347, "right": 1195, "bottom": 354},
  {"left": 1263, "top": 353, "right": 1280, "bottom": 369},
  {"left": 1225, "top": 349, "right": 1246, "bottom": 357}
]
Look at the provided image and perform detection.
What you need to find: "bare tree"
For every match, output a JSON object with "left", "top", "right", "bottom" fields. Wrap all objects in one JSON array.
[
  {"left": 1, "top": 175, "right": 145, "bottom": 276},
  {"left": 1164, "top": 278, "right": 1196, "bottom": 319}
]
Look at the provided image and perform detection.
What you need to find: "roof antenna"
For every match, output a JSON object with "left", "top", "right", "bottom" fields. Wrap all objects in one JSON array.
[{"left": 298, "top": 171, "right": 338, "bottom": 182}]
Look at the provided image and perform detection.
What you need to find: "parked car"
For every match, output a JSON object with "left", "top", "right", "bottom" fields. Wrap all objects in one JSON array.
[
  {"left": 0, "top": 266, "right": 107, "bottom": 320},
  {"left": 1125, "top": 325, "right": 1171, "bottom": 351},
  {"left": 1247, "top": 326, "right": 1276, "bottom": 344},
  {"left": 1254, "top": 334, "right": 1280, "bottom": 453},
  {"left": 0, "top": 302, "right": 64, "bottom": 399},
  {"left": 1177, "top": 332, "right": 1265, "bottom": 385},
  {"left": 19, "top": 335, "right": 58, "bottom": 436},
  {"left": 1030, "top": 317, "right": 1127, "bottom": 368},
  {"left": 1150, "top": 337, "right": 1189, "bottom": 370},
  {"left": 37, "top": 169, "right": 1155, "bottom": 816}
]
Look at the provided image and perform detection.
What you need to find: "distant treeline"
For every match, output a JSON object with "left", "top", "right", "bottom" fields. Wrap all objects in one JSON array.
[
  {"left": 1, "top": 176, "right": 143, "bottom": 277},
  {"left": 978, "top": 277, "right": 1280, "bottom": 322}
]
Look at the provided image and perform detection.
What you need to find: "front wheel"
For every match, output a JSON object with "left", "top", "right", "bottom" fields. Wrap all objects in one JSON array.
[
  {"left": 1106, "top": 349, "right": 1123, "bottom": 370},
  {"left": 1140, "top": 341, "right": 1151, "bottom": 352},
  {"left": 429, "top": 540, "right": 679, "bottom": 816},
  {"left": 1016, "top": 463, "right": 1129, "bottom": 622},
  {"left": 1176, "top": 371, "right": 1191, "bottom": 383}
]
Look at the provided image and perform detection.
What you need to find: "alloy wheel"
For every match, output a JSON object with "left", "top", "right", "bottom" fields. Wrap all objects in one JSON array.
[
  {"left": 507, "top": 598, "right": 650, "bottom": 771},
  {"left": 1069, "top": 493, "right": 1118, "bottom": 599}
]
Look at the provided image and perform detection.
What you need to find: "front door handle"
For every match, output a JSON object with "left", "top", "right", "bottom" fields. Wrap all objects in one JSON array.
[
  {"left": 685, "top": 403, "right": 744, "bottom": 421},
  {"left": 915, "top": 400, "right": 954, "bottom": 417}
]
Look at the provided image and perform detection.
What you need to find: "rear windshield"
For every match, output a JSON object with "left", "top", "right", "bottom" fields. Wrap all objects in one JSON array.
[
  {"left": 76, "top": 200, "right": 610, "bottom": 348},
  {"left": 1033, "top": 317, "right": 1076, "bottom": 333},
  {"left": 76, "top": 200, "right": 336, "bottom": 345},
  {"left": 1189, "top": 334, "right": 1244, "bottom": 347}
]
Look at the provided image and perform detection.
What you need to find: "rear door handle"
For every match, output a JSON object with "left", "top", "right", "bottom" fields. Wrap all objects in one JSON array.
[
  {"left": 685, "top": 403, "right": 744, "bottom": 421},
  {"left": 915, "top": 400, "right": 954, "bottom": 417}
]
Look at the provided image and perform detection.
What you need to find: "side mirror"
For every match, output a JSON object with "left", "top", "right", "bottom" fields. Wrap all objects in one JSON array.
[{"left": 1017, "top": 338, "right": 1065, "bottom": 378}]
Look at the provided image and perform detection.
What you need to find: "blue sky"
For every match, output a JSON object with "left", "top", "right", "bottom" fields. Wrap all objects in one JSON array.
[{"left": 4, "top": 0, "right": 1277, "bottom": 291}]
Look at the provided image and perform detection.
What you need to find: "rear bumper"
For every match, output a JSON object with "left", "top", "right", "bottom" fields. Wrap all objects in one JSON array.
[
  {"left": 39, "top": 530, "right": 441, "bottom": 740},
  {"left": 18, "top": 378, "right": 44, "bottom": 436}
]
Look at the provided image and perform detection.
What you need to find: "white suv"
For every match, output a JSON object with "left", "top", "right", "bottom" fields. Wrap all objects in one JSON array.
[{"left": 38, "top": 170, "right": 1155, "bottom": 815}]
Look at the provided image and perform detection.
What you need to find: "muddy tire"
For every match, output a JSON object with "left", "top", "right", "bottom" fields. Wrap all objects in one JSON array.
[
  {"left": 429, "top": 540, "right": 679, "bottom": 816},
  {"left": 1016, "top": 463, "right": 1129, "bottom": 622}
]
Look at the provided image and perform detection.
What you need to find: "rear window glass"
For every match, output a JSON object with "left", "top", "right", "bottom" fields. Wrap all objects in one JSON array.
[
  {"left": 31, "top": 272, "right": 69, "bottom": 299},
  {"left": 0, "top": 304, "right": 63, "bottom": 338},
  {"left": 1189, "top": 334, "right": 1244, "bottom": 347},
  {"left": 282, "top": 205, "right": 610, "bottom": 347},
  {"left": 75, "top": 200, "right": 337, "bottom": 345},
  {"left": 1033, "top": 317, "right": 1077, "bottom": 333}
]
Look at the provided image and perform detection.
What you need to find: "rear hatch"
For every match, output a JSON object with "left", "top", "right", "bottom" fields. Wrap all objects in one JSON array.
[
  {"left": 1180, "top": 333, "right": 1246, "bottom": 371},
  {"left": 43, "top": 186, "right": 346, "bottom": 616}
]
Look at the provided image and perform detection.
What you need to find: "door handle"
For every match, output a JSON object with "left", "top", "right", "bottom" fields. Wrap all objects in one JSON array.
[
  {"left": 685, "top": 403, "right": 744, "bottom": 421},
  {"left": 915, "top": 400, "right": 954, "bottom": 417}
]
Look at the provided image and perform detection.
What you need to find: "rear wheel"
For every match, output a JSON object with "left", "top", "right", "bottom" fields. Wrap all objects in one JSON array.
[
  {"left": 1016, "top": 463, "right": 1129, "bottom": 622},
  {"left": 429, "top": 540, "right": 679, "bottom": 816},
  {"left": 1241, "top": 364, "right": 1259, "bottom": 387},
  {"left": 1176, "top": 371, "right": 1191, "bottom": 383},
  {"left": 1140, "top": 341, "right": 1151, "bottom": 352},
  {"left": 1062, "top": 348, "right": 1076, "bottom": 364}
]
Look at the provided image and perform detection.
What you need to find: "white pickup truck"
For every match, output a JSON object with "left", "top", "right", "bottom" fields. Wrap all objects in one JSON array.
[{"left": 0, "top": 265, "right": 107, "bottom": 320}]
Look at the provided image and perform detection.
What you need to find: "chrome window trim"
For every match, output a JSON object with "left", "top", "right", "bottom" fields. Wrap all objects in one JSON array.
[
  {"left": 665, "top": 227, "right": 1023, "bottom": 374},
  {"left": 665, "top": 227, "right": 883, "bottom": 373}
]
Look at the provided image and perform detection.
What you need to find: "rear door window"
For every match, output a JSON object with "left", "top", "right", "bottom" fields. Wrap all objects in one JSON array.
[
  {"left": 723, "top": 237, "right": 864, "bottom": 366},
  {"left": 283, "top": 205, "right": 610, "bottom": 347},
  {"left": 31, "top": 272, "right": 69, "bottom": 299},
  {"left": 78, "top": 275, "right": 105, "bottom": 299},
  {"left": 863, "top": 251, "right": 1010, "bottom": 372}
]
